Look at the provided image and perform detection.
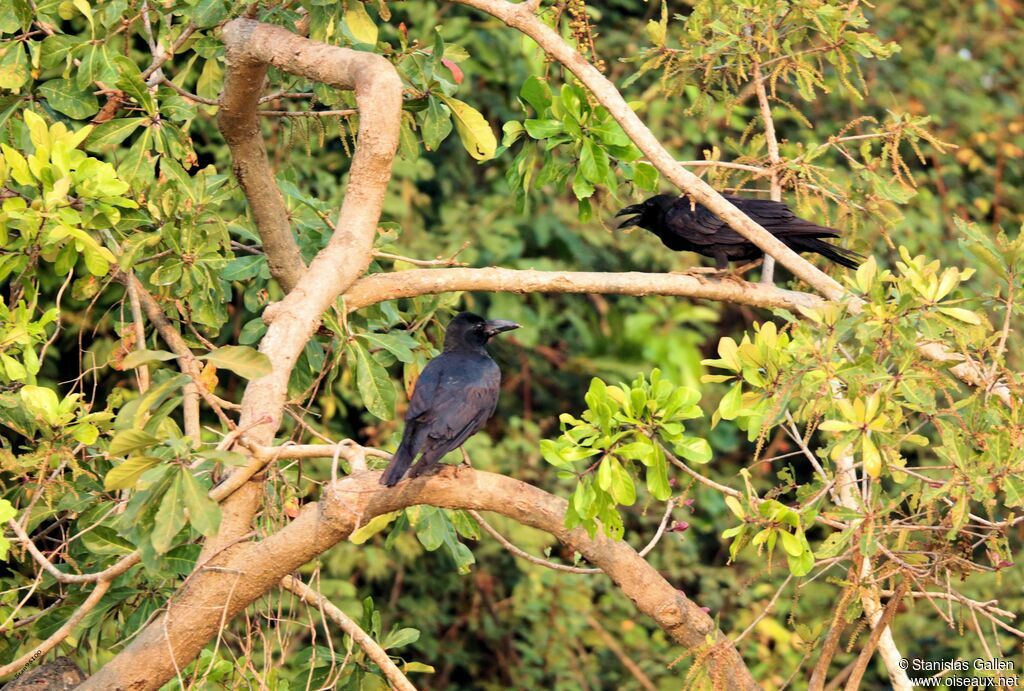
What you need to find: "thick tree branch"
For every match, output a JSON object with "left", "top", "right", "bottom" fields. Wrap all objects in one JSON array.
[
  {"left": 209, "top": 19, "right": 402, "bottom": 557},
  {"left": 280, "top": 575, "right": 416, "bottom": 691},
  {"left": 343, "top": 267, "right": 826, "bottom": 312},
  {"left": 219, "top": 26, "right": 306, "bottom": 292},
  {"left": 80, "top": 469, "right": 757, "bottom": 690}
]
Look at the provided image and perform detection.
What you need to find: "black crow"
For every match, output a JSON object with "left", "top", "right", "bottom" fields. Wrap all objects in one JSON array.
[
  {"left": 616, "top": 194, "right": 862, "bottom": 271},
  {"left": 380, "top": 312, "right": 520, "bottom": 487}
]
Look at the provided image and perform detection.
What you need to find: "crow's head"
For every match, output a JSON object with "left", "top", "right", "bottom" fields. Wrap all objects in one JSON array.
[
  {"left": 615, "top": 194, "right": 678, "bottom": 231},
  {"left": 445, "top": 312, "right": 520, "bottom": 350}
]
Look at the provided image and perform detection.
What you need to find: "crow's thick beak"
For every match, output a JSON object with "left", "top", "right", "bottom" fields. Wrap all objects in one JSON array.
[
  {"left": 615, "top": 204, "right": 643, "bottom": 230},
  {"left": 483, "top": 319, "right": 520, "bottom": 339}
]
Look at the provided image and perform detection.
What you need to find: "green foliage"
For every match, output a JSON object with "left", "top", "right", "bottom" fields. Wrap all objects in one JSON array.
[
  {"left": 502, "top": 78, "right": 658, "bottom": 219},
  {"left": 542, "top": 371, "right": 707, "bottom": 537},
  {"left": 1, "top": 0, "right": 1022, "bottom": 687}
]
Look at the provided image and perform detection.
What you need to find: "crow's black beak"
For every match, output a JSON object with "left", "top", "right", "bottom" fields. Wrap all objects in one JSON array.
[
  {"left": 483, "top": 319, "right": 520, "bottom": 339},
  {"left": 615, "top": 204, "right": 643, "bottom": 230}
]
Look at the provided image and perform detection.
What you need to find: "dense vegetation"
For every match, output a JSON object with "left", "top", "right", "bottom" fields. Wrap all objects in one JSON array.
[{"left": 1, "top": 0, "right": 1021, "bottom": 688}]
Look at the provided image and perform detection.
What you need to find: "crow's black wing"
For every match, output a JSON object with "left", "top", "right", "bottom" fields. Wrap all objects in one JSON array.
[
  {"left": 409, "top": 360, "right": 500, "bottom": 468},
  {"left": 405, "top": 354, "right": 447, "bottom": 423},
  {"left": 664, "top": 199, "right": 749, "bottom": 246}
]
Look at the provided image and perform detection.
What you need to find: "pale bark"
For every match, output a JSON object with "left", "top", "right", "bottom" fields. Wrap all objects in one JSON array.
[
  {"left": 343, "top": 267, "right": 826, "bottom": 313},
  {"left": 206, "top": 19, "right": 403, "bottom": 559},
  {"left": 78, "top": 469, "right": 758, "bottom": 691}
]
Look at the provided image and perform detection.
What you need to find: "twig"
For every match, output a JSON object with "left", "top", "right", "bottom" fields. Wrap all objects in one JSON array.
[
  {"left": 0, "top": 580, "right": 112, "bottom": 678},
  {"left": 468, "top": 510, "right": 601, "bottom": 574},
  {"left": 734, "top": 574, "right": 793, "bottom": 644},
  {"left": 281, "top": 575, "right": 417, "bottom": 691},
  {"left": 585, "top": 614, "right": 657, "bottom": 691},
  {"left": 259, "top": 108, "right": 357, "bottom": 117}
]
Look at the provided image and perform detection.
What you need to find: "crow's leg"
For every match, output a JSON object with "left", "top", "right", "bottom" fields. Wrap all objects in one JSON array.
[
  {"left": 460, "top": 447, "right": 473, "bottom": 467},
  {"left": 406, "top": 458, "right": 438, "bottom": 479}
]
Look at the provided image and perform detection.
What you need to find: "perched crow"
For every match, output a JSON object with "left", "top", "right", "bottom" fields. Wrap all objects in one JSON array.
[
  {"left": 616, "top": 194, "right": 862, "bottom": 271},
  {"left": 380, "top": 312, "right": 520, "bottom": 487}
]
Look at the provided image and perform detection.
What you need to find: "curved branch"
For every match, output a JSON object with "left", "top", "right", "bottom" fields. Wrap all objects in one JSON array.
[
  {"left": 219, "top": 24, "right": 306, "bottom": 292},
  {"left": 208, "top": 19, "right": 403, "bottom": 556},
  {"left": 280, "top": 575, "right": 416, "bottom": 691},
  {"left": 79, "top": 469, "right": 758, "bottom": 690},
  {"left": 343, "top": 267, "right": 826, "bottom": 312}
]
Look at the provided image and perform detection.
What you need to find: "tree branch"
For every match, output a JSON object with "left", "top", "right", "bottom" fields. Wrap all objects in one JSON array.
[
  {"left": 280, "top": 575, "right": 416, "bottom": 691},
  {"left": 208, "top": 18, "right": 402, "bottom": 557},
  {"left": 79, "top": 469, "right": 757, "bottom": 690},
  {"left": 343, "top": 267, "right": 826, "bottom": 313},
  {"left": 453, "top": 0, "right": 846, "bottom": 301}
]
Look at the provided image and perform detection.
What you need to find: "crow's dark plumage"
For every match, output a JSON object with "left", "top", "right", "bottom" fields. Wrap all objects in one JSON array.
[
  {"left": 380, "top": 312, "right": 520, "bottom": 487},
  {"left": 616, "top": 194, "right": 862, "bottom": 271}
]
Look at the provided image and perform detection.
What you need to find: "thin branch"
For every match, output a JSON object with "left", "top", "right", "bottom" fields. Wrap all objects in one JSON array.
[
  {"left": 585, "top": 614, "right": 658, "bottom": 691},
  {"left": 844, "top": 578, "right": 909, "bottom": 691},
  {"left": 6, "top": 519, "right": 141, "bottom": 584},
  {"left": 469, "top": 509, "right": 601, "bottom": 574},
  {"left": 258, "top": 108, "right": 357, "bottom": 117},
  {"left": 280, "top": 575, "right": 416, "bottom": 691},
  {"left": 125, "top": 273, "right": 151, "bottom": 393},
  {"left": 734, "top": 574, "right": 793, "bottom": 644},
  {"left": 114, "top": 271, "right": 235, "bottom": 430},
  {"left": 752, "top": 53, "right": 781, "bottom": 284},
  {"left": 0, "top": 580, "right": 112, "bottom": 679},
  {"left": 158, "top": 76, "right": 219, "bottom": 105}
]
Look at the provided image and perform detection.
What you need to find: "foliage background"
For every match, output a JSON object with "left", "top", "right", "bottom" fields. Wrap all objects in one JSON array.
[{"left": 0, "top": 0, "right": 1021, "bottom": 688}]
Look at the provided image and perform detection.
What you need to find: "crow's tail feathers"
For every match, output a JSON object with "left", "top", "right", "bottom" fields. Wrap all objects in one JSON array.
[
  {"left": 791, "top": 237, "right": 863, "bottom": 270},
  {"left": 380, "top": 436, "right": 416, "bottom": 487}
]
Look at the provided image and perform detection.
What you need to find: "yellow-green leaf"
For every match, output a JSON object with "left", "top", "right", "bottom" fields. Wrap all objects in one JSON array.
[
  {"left": 344, "top": 0, "right": 378, "bottom": 45},
  {"left": 439, "top": 96, "right": 497, "bottom": 161}
]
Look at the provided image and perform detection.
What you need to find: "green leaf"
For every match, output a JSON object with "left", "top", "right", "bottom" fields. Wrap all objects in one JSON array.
[
  {"left": 121, "top": 349, "right": 177, "bottom": 370},
  {"left": 351, "top": 341, "right": 396, "bottom": 420},
  {"left": 439, "top": 96, "right": 497, "bottom": 161},
  {"left": 37, "top": 78, "right": 100, "bottom": 119},
  {"left": 151, "top": 472, "right": 186, "bottom": 554},
  {"left": 421, "top": 96, "right": 452, "bottom": 151},
  {"left": 109, "top": 429, "right": 161, "bottom": 456},
  {"left": 221, "top": 254, "right": 265, "bottom": 281},
  {"left": 350, "top": 510, "right": 402, "bottom": 544},
  {"left": 524, "top": 119, "right": 564, "bottom": 139},
  {"left": 519, "top": 75, "right": 552, "bottom": 113},
  {"left": 579, "top": 138, "right": 610, "bottom": 186},
  {"left": 179, "top": 470, "right": 220, "bottom": 537},
  {"left": 645, "top": 443, "right": 671, "bottom": 501},
  {"left": 383, "top": 627, "right": 420, "bottom": 650},
  {"left": 631, "top": 161, "right": 659, "bottom": 191},
  {"left": 675, "top": 436, "right": 712, "bottom": 464},
  {"left": 80, "top": 525, "right": 135, "bottom": 555},
  {"left": 105, "top": 455, "right": 162, "bottom": 490},
  {"left": 85, "top": 118, "right": 146, "bottom": 151},
  {"left": 0, "top": 43, "right": 29, "bottom": 91},
  {"left": 192, "top": 0, "right": 229, "bottom": 28},
  {"left": 718, "top": 384, "right": 742, "bottom": 420},
  {"left": 200, "top": 346, "right": 272, "bottom": 380},
  {"left": 936, "top": 307, "right": 982, "bottom": 325}
]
